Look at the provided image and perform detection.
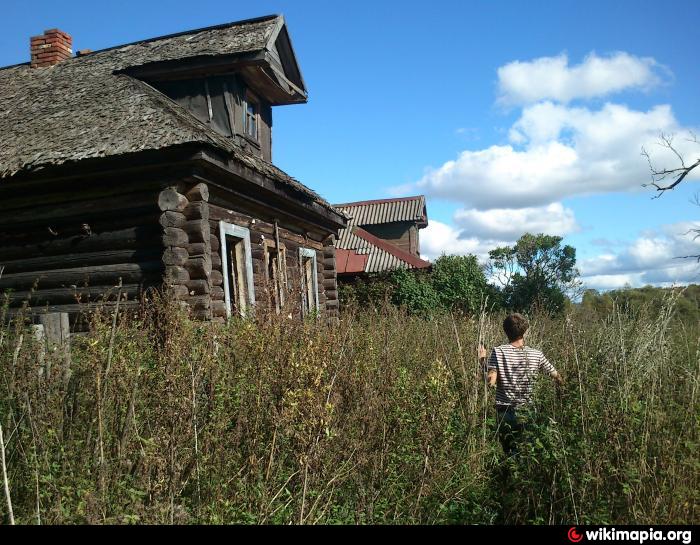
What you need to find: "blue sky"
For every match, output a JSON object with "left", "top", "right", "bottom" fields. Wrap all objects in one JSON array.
[{"left": 2, "top": 0, "right": 700, "bottom": 290}]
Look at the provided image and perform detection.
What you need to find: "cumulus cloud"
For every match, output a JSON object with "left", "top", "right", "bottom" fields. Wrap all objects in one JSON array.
[
  {"left": 580, "top": 222, "right": 700, "bottom": 290},
  {"left": 497, "top": 52, "right": 665, "bottom": 106},
  {"left": 453, "top": 203, "right": 578, "bottom": 240},
  {"left": 420, "top": 219, "right": 508, "bottom": 262},
  {"left": 408, "top": 102, "right": 699, "bottom": 210}
]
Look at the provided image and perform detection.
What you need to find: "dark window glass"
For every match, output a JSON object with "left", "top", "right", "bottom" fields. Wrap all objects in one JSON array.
[{"left": 245, "top": 98, "right": 258, "bottom": 140}]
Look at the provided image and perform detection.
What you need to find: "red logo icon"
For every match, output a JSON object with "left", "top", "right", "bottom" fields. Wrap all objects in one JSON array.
[{"left": 568, "top": 527, "right": 584, "bottom": 543}]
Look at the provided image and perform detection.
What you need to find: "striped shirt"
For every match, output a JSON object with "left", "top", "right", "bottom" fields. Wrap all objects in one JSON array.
[{"left": 486, "top": 344, "right": 556, "bottom": 408}]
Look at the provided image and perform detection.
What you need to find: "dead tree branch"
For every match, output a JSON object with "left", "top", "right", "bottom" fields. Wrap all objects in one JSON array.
[{"left": 642, "top": 132, "right": 700, "bottom": 197}]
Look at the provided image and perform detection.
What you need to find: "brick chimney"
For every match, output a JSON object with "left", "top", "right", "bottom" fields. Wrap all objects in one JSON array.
[{"left": 30, "top": 29, "right": 72, "bottom": 68}]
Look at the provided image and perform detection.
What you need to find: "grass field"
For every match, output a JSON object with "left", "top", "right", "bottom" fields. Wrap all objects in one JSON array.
[{"left": 0, "top": 292, "right": 698, "bottom": 524}]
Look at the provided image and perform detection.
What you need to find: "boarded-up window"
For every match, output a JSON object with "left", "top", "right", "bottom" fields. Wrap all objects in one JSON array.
[
  {"left": 299, "top": 248, "right": 319, "bottom": 316},
  {"left": 265, "top": 242, "right": 287, "bottom": 313},
  {"left": 219, "top": 222, "right": 255, "bottom": 318}
]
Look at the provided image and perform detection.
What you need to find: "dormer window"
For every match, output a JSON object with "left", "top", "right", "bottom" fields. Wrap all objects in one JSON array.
[{"left": 244, "top": 92, "right": 259, "bottom": 141}]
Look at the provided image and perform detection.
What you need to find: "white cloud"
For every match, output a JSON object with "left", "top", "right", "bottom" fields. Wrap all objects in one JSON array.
[
  {"left": 497, "top": 52, "right": 665, "bottom": 106},
  {"left": 453, "top": 203, "right": 578, "bottom": 240},
  {"left": 580, "top": 222, "right": 700, "bottom": 290},
  {"left": 408, "top": 102, "right": 699, "bottom": 210},
  {"left": 420, "top": 219, "right": 507, "bottom": 262}
]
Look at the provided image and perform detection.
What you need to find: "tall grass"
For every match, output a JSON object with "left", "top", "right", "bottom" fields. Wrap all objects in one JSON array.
[{"left": 0, "top": 292, "right": 697, "bottom": 524}]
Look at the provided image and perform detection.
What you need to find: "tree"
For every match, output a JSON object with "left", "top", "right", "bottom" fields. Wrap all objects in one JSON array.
[
  {"left": 488, "top": 233, "right": 581, "bottom": 314},
  {"left": 430, "top": 254, "right": 490, "bottom": 314}
]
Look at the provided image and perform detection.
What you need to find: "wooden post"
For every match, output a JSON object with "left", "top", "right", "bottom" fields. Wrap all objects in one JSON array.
[
  {"left": 39, "top": 312, "right": 71, "bottom": 385},
  {"left": 30, "top": 324, "right": 46, "bottom": 378}
]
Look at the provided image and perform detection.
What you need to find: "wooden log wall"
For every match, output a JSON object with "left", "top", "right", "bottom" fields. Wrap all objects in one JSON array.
[
  {"left": 322, "top": 235, "right": 340, "bottom": 325},
  {"left": 159, "top": 183, "right": 213, "bottom": 320},
  {"left": 208, "top": 199, "right": 330, "bottom": 320},
  {"left": 0, "top": 179, "right": 164, "bottom": 324}
]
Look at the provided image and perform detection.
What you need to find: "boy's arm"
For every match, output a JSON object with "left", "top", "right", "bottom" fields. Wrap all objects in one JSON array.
[
  {"left": 484, "top": 347, "right": 498, "bottom": 388},
  {"left": 540, "top": 354, "right": 564, "bottom": 386},
  {"left": 487, "top": 369, "right": 498, "bottom": 388}
]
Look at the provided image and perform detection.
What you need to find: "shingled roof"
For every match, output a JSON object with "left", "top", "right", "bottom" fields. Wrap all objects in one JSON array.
[{"left": 0, "top": 15, "right": 332, "bottom": 210}]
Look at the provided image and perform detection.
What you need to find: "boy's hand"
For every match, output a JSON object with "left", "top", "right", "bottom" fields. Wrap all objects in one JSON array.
[{"left": 478, "top": 345, "right": 487, "bottom": 360}]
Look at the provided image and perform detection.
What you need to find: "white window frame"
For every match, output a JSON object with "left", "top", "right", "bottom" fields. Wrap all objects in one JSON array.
[
  {"left": 219, "top": 221, "right": 255, "bottom": 318},
  {"left": 299, "top": 247, "right": 319, "bottom": 315}
]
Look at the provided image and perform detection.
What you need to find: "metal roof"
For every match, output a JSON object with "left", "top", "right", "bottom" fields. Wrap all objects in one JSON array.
[
  {"left": 334, "top": 195, "right": 427, "bottom": 227},
  {"left": 334, "top": 196, "right": 430, "bottom": 274}
]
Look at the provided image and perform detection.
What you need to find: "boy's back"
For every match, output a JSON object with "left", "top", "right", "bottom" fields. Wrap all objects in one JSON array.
[{"left": 487, "top": 344, "right": 556, "bottom": 409}]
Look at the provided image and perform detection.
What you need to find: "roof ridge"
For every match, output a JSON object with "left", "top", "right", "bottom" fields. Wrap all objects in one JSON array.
[
  {"left": 334, "top": 195, "right": 425, "bottom": 208},
  {"left": 82, "top": 15, "right": 281, "bottom": 58},
  {"left": 352, "top": 226, "right": 431, "bottom": 269}
]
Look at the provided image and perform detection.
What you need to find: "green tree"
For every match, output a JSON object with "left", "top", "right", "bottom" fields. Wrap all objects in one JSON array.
[
  {"left": 431, "top": 254, "right": 489, "bottom": 314},
  {"left": 488, "top": 233, "right": 581, "bottom": 314}
]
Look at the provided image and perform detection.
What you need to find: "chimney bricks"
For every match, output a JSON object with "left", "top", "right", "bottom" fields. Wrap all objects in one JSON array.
[{"left": 30, "top": 28, "right": 72, "bottom": 68}]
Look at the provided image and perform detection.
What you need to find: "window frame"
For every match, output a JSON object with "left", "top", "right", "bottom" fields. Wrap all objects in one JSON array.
[
  {"left": 263, "top": 239, "right": 288, "bottom": 313},
  {"left": 299, "top": 247, "right": 320, "bottom": 315},
  {"left": 219, "top": 221, "right": 255, "bottom": 318},
  {"left": 243, "top": 90, "right": 260, "bottom": 143}
]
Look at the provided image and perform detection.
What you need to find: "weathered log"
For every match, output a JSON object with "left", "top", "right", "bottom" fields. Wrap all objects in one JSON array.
[
  {"left": 187, "top": 295, "right": 211, "bottom": 311},
  {"left": 7, "top": 284, "right": 142, "bottom": 306},
  {"left": 0, "top": 262, "right": 163, "bottom": 291},
  {"left": 323, "top": 257, "right": 335, "bottom": 269},
  {"left": 168, "top": 285, "right": 189, "bottom": 299},
  {"left": 183, "top": 201, "right": 209, "bottom": 221},
  {"left": 325, "top": 299, "right": 339, "bottom": 309},
  {"left": 186, "top": 242, "right": 208, "bottom": 256},
  {"left": 159, "top": 211, "right": 187, "bottom": 229},
  {"left": 210, "top": 234, "right": 220, "bottom": 252},
  {"left": 164, "top": 265, "right": 190, "bottom": 285},
  {"left": 185, "top": 183, "right": 209, "bottom": 203},
  {"left": 0, "top": 223, "right": 161, "bottom": 260},
  {"left": 210, "top": 269, "right": 223, "bottom": 287},
  {"left": 325, "top": 290, "right": 338, "bottom": 301},
  {"left": 185, "top": 279, "right": 211, "bottom": 295},
  {"left": 1, "top": 249, "right": 162, "bottom": 275},
  {"left": 0, "top": 191, "right": 160, "bottom": 228},
  {"left": 162, "top": 247, "right": 189, "bottom": 267},
  {"left": 183, "top": 219, "right": 211, "bottom": 244},
  {"left": 184, "top": 257, "right": 212, "bottom": 280},
  {"left": 158, "top": 188, "right": 188, "bottom": 212},
  {"left": 211, "top": 252, "right": 222, "bottom": 269},
  {"left": 211, "top": 286, "right": 225, "bottom": 300},
  {"left": 211, "top": 300, "right": 227, "bottom": 317},
  {"left": 162, "top": 227, "right": 188, "bottom": 248},
  {"left": 322, "top": 278, "right": 337, "bottom": 291}
]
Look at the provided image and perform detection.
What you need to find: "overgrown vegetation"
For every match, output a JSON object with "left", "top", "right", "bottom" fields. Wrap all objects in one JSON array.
[
  {"left": 340, "top": 233, "right": 581, "bottom": 316},
  {"left": 0, "top": 290, "right": 697, "bottom": 524}
]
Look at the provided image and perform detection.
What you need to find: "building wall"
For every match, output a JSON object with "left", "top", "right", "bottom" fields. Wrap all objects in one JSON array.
[
  {"left": 0, "top": 175, "right": 165, "bottom": 324},
  {"left": 1, "top": 171, "right": 340, "bottom": 325},
  {"left": 361, "top": 221, "right": 420, "bottom": 256},
  {"left": 207, "top": 199, "right": 338, "bottom": 321}
]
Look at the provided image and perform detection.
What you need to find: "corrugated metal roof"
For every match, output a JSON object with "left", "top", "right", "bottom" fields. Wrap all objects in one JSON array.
[
  {"left": 334, "top": 196, "right": 430, "bottom": 274},
  {"left": 334, "top": 195, "right": 427, "bottom": 227}
]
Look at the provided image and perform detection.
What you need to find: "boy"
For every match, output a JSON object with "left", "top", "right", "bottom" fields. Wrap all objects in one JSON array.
[{"left": 479, "top": 313, "right": 564, "bottom": 455}]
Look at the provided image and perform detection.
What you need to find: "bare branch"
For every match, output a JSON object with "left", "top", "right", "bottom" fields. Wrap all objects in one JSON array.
[{"left": 642, "top": 132, "right": 700, "bottom": 195}]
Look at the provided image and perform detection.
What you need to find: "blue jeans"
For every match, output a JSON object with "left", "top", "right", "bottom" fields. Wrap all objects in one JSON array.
[{"left": 496, "top": 406, "right": 526, "bottom": 455}]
